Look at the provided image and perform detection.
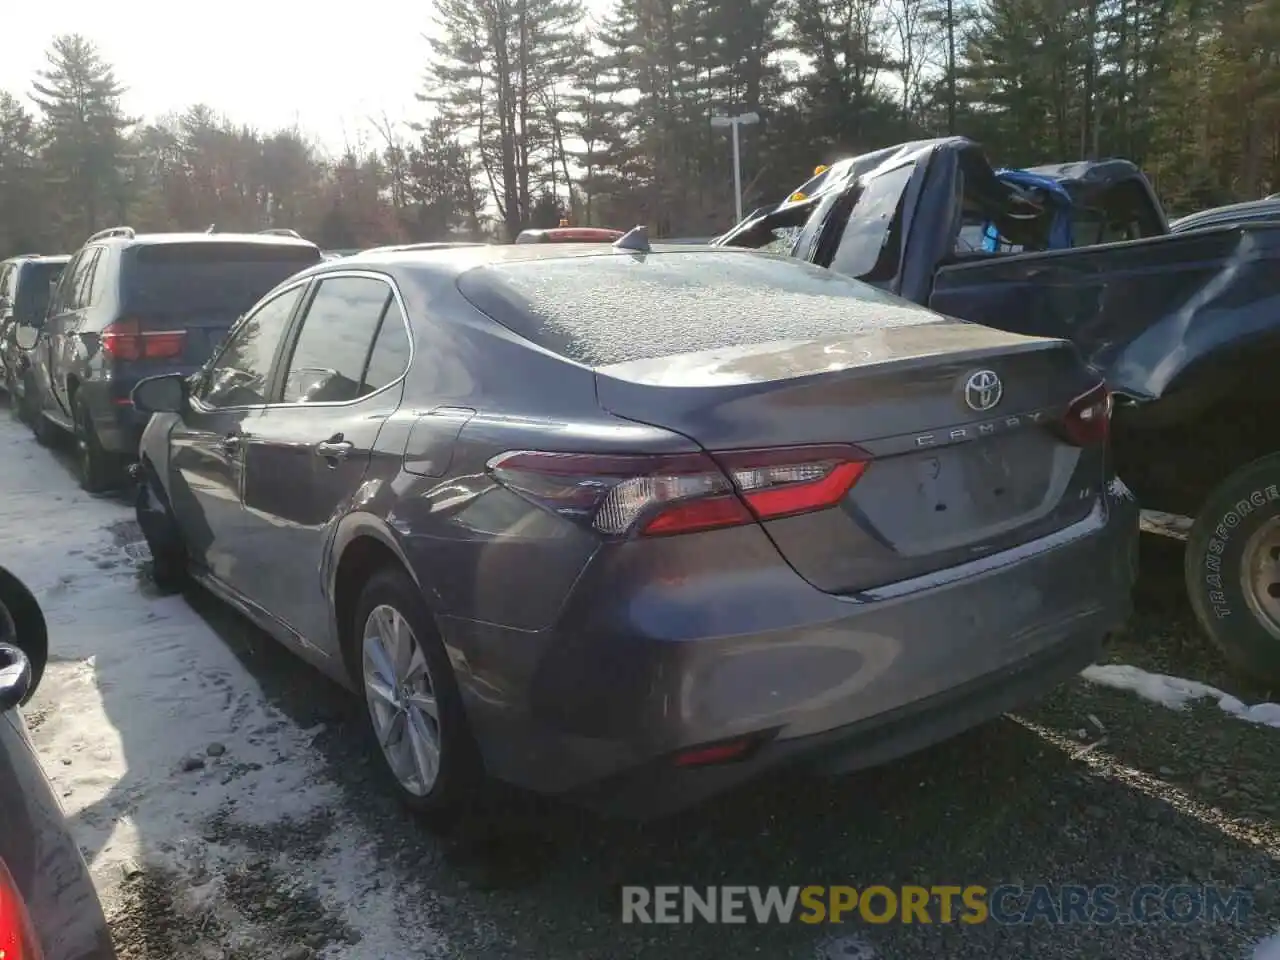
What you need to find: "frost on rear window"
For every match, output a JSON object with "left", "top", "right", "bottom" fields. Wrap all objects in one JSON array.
[{"left": 456, "top": 251, "right": 936, "bottom": 366}]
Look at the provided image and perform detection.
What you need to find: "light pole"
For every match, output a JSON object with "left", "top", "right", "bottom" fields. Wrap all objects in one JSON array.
[{"left": 711, "top": 111, "right": 759, "bottom": 223}]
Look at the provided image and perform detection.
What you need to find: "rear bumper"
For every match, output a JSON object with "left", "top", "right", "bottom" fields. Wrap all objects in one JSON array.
[
  {"left": 78, "top": 369, "right": 199, "bottom": 457},
  {"left": 440, "top": 483, "right": 1140, "bottom": 817}
]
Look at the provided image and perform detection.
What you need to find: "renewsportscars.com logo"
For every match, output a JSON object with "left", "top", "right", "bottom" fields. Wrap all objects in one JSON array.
[{"left": 621, "top": 885, "right": 1252, "bottom": 926}]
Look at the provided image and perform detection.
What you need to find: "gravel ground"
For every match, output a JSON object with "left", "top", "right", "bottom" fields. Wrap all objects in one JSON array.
[{"left": 11, "top": 409, "right": 1279, "bottom": 960}]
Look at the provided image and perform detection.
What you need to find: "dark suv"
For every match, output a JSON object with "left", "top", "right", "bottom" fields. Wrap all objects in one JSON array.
[
  {"left": 0, "top": 254, "right": 70, "bottom": 419},
  {"left": 24, "top": 227, "right": 322, "bottom": 491}
]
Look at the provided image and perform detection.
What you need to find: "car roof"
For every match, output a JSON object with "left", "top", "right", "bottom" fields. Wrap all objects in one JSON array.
[
  {"left": 117, "top": 232, "right": 320, "bottom": 249},
  {"left": 3, "top": 254, "right": 71, "bottom": 266},
  {"left": 1170, "top": 198, "right": 1280, "bottom": 231},
  {"left": 316, "top": 241, "right": 736, "bottom": 281}
]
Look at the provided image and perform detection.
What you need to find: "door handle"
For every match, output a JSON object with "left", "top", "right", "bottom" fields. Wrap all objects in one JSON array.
[
  {"left": 215, "top": 434, "right": 241, "bottom": 454},
  {"left": 315, "top": 438, "right": 354, "bottom": 460}
]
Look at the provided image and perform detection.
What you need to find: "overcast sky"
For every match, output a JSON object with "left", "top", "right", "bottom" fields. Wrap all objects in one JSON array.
[{"left": 1, "top": 0, "right": 441, "bottom": 154}]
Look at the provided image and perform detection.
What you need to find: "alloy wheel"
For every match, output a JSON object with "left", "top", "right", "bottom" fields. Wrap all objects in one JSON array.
[{"left": 361, "top": 603, "right": 442, "bottom": 796}]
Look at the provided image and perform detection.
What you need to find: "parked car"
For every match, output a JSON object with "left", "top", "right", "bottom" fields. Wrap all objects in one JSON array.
[
  {"left": 19, "top": 227, "right": 323, "bottom": 493},
  {"left": 0, "top": 564, "right": 117, "bottom": 960},
  {"left": 0, "top": 254, "right": 70, "bottom": 421},
  {"left": 514, "top": 226, "right": 624, "bottom": 244},
  {"left": 1169, "top": 197, "right": 1280, "bottom": 233},
  {"left": 127, "top": 240, "right": 1138, "bottom": 821},
  {"left": 717, "top": 135, "right": 1280, "bottom": 682}
]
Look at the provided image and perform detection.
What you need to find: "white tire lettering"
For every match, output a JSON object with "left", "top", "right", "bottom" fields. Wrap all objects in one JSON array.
[{"left": 1203, "top": 484, "right": 1280, "bottom": 622}]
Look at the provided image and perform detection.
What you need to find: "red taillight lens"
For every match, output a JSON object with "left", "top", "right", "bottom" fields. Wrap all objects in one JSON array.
[
  {"left": 486, "top": 444, "right": 869, "bottom": 538},
  {"left": 0, "top": 857, "right": 43, "bottom": 960},
  {"left": 1061, "top": 382, "right": 1112, "bottom": 446},
  {"left": 100, "top": 320, "right": 185, "bottom": 361}
]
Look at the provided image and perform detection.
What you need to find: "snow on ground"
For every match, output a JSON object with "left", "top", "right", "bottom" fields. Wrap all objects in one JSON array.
[
  {"left": 0, "top": 414, "right": 446, "bottom": 958},
  {"left": 1256, "top": 933, "right": 1280, "bottom": 960},
  {"left": 1081, "top": 663, "right": 1280, "bottom": 729}
]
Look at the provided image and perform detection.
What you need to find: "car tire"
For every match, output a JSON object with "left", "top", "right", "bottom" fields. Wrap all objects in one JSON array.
[
  {"left": 73, "top": 395, "right": 116, "bottom": 494},
  {"left": 1185, "top": 452, "right": 1280, "bottom": 684},
  {"left": 352, "top": 565, "right": 482, "bottom": 825},
  {"left": 135, "top": 470, "right": 188, "bottom": 594},
  {"left": 26, "top": 374, "right": 55, "bottom": 446}
]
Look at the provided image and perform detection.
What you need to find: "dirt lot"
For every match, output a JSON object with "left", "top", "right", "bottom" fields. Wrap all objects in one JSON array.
[{"left": 4, "top": 408, "right": 1278, "bottom": 960}]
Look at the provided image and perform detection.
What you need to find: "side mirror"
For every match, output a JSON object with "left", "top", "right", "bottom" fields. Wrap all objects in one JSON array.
[
  {"left": 131, "top": 373, "right": 188, "bottom": 414},
  {"left": 0, "top": 645, "right": 33, "bottom": 712},
  {"left": 13, "top": 325, "right": 39, "bottom": 350},
  {"left": 0, "top": 566, "right": 48, "bottom": 709}
]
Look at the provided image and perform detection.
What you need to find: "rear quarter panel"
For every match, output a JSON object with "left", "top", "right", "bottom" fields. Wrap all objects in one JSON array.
[{"left": 367, "top": 280, "right": 701, "bottom": 632}]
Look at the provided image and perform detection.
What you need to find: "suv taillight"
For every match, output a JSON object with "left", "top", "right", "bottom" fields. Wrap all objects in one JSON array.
[
  {"left": 486, "top": 445, "right": 870, "bottom": 537},
  {"left": 0, "top": 856, "right": 43, "bottom": 960},
  {"left": 100, "top": 319, "right": 185, "bottom": 361},
  {"left": 1061, "top": 382, "right": 1112, "bottom": 447}
]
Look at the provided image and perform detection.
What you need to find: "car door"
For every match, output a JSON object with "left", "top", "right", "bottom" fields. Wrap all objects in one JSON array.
[
  {"left": 44, "top": 247, "right": 106, "bottom": 418},
  {"left": 239, "top": 272, "right": 411, "bottom": 650},
  {"left": 0, "top": 263, "right": 15, "bottom": 381},
  {"left": 167, "top": 282, "right": 308, "bottom": 589},
  {"left": 31, "top": 249, "right": 85, "bottom": 415}
]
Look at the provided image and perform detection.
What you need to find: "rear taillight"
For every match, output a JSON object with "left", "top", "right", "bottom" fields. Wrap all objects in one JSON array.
[
  {"left": 486, "top": 444, "right": 870, "bottom": 538},
  {"left": 1061, "top": 382, "right": 1111, "bottom": 447},
  {"left": 0, "top": 856, "right": 43, "bottom": 960},
  {"left": 100, "top": 319, "right": 186, "bottom": 361}
]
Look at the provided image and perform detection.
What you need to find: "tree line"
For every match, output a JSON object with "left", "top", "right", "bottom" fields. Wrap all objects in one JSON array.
[{"left": 2, "top": 3, "right": 1277, "bottom": 257}]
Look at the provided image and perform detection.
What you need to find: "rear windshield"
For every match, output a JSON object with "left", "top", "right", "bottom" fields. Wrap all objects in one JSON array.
[
  {"left": 456, "top": 251, "right": 935, "bottom": 366},
  {"left": 124, "top": 242, "right": 320, "bottom": 317},
  {"left": 15, "top": 261, "right": 66, "bottom": 323}
]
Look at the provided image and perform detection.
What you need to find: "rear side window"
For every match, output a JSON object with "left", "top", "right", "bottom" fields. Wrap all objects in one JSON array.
[
  {"left": 280, "top": 276, "right": 394, "bottom": 404},
  {"left": 0, "top": 265, "right": 14, "bottom": 312},
  {"left": 457, "top": 251, "right": 934, "bottom": 367},
  {"left": 123, "top": 242, "right": 321, "bottom": 319},
  {"left": 51, "top": 251, "right": 91, "bottom": 315},
  {"left": 827, "top": 163, "right": 914, "bottom": 281},
  {"left": 74, "top": 248, "right": 104, "bottom": 308},
  {"left": 361, "top": 299, "right": 411, "bottom": 393}
]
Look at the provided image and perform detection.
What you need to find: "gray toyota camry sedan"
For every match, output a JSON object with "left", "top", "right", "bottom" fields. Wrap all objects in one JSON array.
[{"left": 130, "top": 238, "right": 1139, "bottom": 821}]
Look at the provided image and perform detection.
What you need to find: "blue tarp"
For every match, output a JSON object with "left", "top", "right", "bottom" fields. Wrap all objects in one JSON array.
[{"left": 983, "top": 168, "right": 1076, "bottom": 251}]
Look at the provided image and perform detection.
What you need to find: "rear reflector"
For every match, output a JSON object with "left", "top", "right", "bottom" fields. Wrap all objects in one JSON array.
[
  {"left": 1061, "top": 382, "right": 1111, "bottom": 447},
  {"left": 673, "top": 737, "right": 756, "bottom": 767},
  {"left": 487, "top": 444, "right": 870, "bottom": 538},
  {"left": 0, "top": 856, "right": 43, "bottom": 960},
  {"left": 101, "top": 319, "right": 186, "bottom": 361}
]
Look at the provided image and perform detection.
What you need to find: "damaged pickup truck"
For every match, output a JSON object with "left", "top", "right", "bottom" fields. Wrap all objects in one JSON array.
[{"left": 717, "top": 136, "right": 1280, "bottom": 683}]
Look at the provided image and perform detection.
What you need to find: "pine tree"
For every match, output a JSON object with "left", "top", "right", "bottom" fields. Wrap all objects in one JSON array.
[
  {"left": 0, "top": 93, "right": 50, "bottom": 255},
  {"left": 30, "top": 34, "right": 133, "bottom": 245},
  {"left": 422, "top": 0, "right": 586, "bottom": 239}
]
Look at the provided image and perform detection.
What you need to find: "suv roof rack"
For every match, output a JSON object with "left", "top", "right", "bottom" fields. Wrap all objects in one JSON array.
[
  {"left": 85, "top": 226, "right": 135, "bottom": 243},
  {"left": 258, "top": 228, "right": 303, "bottom": 239}
]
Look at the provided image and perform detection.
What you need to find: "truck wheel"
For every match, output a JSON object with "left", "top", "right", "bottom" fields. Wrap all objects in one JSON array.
[{"left": 1185, "top": 452, "right": 1280, "bottom": 684}]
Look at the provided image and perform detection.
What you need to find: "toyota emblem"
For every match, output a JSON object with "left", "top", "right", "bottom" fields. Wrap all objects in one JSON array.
[{"left": 963, "top": 369, "right": 1003, "bottom": 412}]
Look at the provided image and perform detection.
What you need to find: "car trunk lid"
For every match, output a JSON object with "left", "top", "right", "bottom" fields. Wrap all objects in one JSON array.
[{"left": 595, "top": 320, "right": 1108, "bottom": 593}]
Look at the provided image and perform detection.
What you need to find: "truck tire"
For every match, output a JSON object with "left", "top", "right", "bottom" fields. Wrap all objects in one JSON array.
[{"left": 1185, "top": 452, "right": 1280, "bottom": 684}]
